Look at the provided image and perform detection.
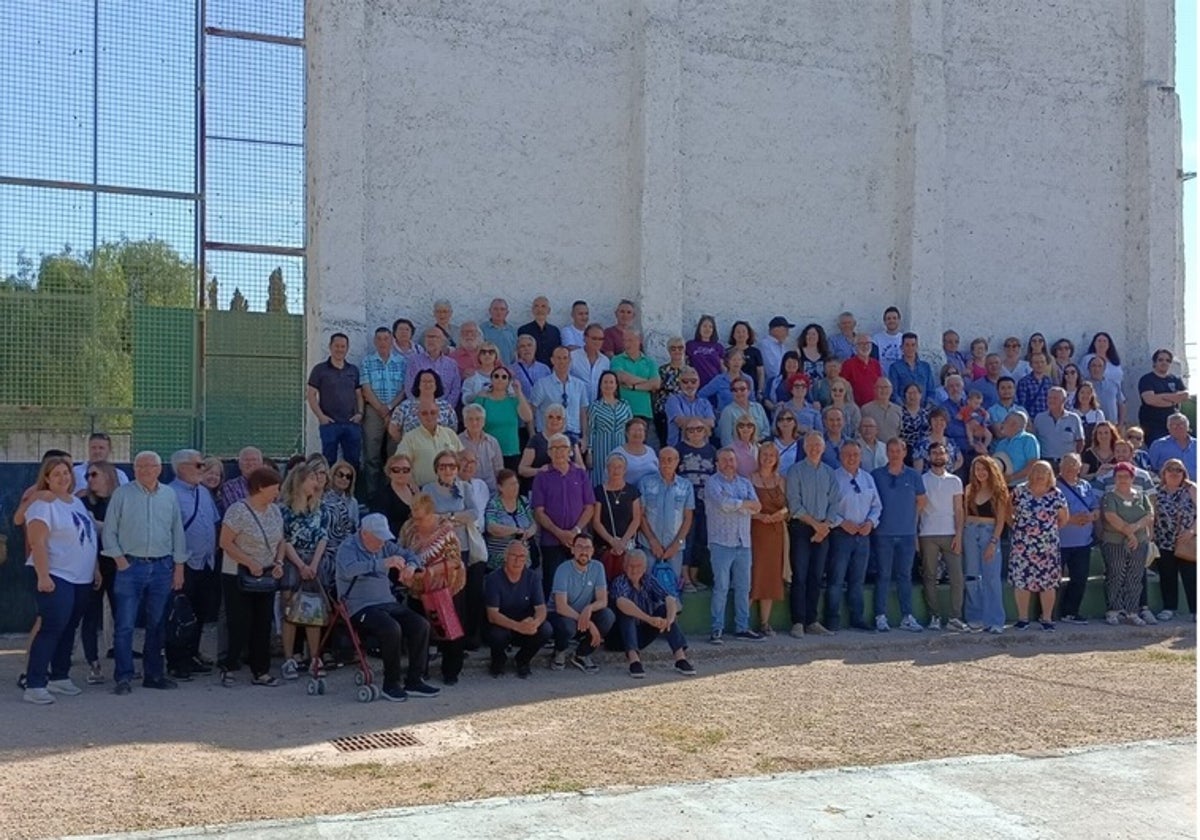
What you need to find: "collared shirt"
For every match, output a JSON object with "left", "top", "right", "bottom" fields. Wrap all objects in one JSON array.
[
  {"left": 785, "top": 458, "right": 843, "bottom": 526},
  {"left": 517, "top": 320, "right": 562, "bottom": 366},
  {"left": 217, "top": 474, "right": 248, "bottom": 514},
  {"left": 569, "top": 348, "right": 609, "bottom": 396},
  {"left": 1016, "top": 372, "right": 1053, "bottom": 417},
  {"left": 405, "top": 351, "right": 462, "bottom": 408},
  {"left": 828, "top": 332, "right": 856, "bottom": 361},
  {"left": 972, "top": 377, "right": 1001, "bottom": 408},
  {"left": 512, "top": 360, "right": 552, "bottom": 397},
  {"left": 1033, "top": 410, "right": 1084, "bottom": 459},
  {"left": 335, "top": 535, "right": 420, "bottom": 617},
  {"left": 821, "top": 435, "right": 851, "bottom": 470},
  {"left": 307, "top": 358, "right": 362, "bottom": 422},
  {"left": 601, "top": 324, "right": 628, "bottom": 357},
  {"left": 759, "top": 336, "right": 789, "bottom": 381},
  {"left": 480, "top": 322, "right": 518, "bottom": 364},
  {"left": 638, "top": 472, "right": 695, "bottom": 548},
  {"left": 871, "top": 465, "right": 926, "bottom": 536},
  {"left": 360, "top": 349, "right": 407, "bottom": 406},
  {"left": 561, "top": 323, "right": 587, "bottom": 350},
  {"left": 664, "top": 393, "right": 715, "bottom": 446},
  {"left": 610, "top": 352, "right": 659, "bottom": 418},
  {"left": 717, "top": 401, "right": 770, "bottom": 447},
  {"left": 994, "top": 431, "right": 1040, "bottom": 483},
  {"left": 610, "top": 572, "right": 671, "bottom": 617},
  {"left": 396, "top": 425, "right": 463, "bottom": 487},
  {"left": 170, "top": 479, "right": 221, "bottom": 571},
  {"left": 1149, "top": 435, "right": 1198, "bottom": 475},
  {"left": 1057, "top": 477, "right": 1100, "bottom": 548},
  {"left": 450, "top": 346, "right": 480, "bottom": 379},
  {"left": 943, "top": 350, "right": 971, "bottom": 374},
  {"left": 842, "top": 355, "right": 884, "bottom": 406},
  {"left": 987, "top": 400, "right": 1020, "bottom": 428},
  {"left": 857, "top": 437, "right": 888, "bottom": 472},
  {"left": 531, "top": 373, "right": 590, "bottom": 434},
  {"left": 833, "top": 467, "right": 881, "bottom": 527},
  {"left": 888, "top": 358, "right": 938, "bottom": 406},
  {"left": 531, "top": 465, "right": 596, "bottom": 544},
  {"left": 103, "top": 480, "right": 187, "bottom": 564},
  {"left": 860, "top": 401, "right": 903, "bottom": 443},
  {"left": 705, "top": 471, "right": 758, "bottom": 548}
]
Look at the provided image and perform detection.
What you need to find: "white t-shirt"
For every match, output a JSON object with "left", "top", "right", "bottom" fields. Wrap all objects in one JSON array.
[
  {"left": 873, "top": 331, "right": 903, "bottom": 373},
  {"left": 919, "top": 470, "right": 963, "bottom": 537},
  {"left": 25, "top": 496, "right": 99, "bottom": 584}
]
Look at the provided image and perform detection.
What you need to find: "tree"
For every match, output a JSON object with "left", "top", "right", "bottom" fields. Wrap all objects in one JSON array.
[
  {"left": 266, "top": 267, "right": 288, "bottom": 314},
  {"left": 229, "top": 288, "right": 249, "bottom": 311},
  {"left": 206, "top": 276, "right": 219, "bottom": 310}
]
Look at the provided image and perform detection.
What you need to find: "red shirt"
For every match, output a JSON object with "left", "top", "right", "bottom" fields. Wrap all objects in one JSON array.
[
  {"left": 601, "top": 324, "right": 627, "bottom": 357},
  {"left": 842, "top": 355, "right": 884, "bottom": 406},
  {"left": 451, "top": 346, "right": 479, "bottom": 378}
]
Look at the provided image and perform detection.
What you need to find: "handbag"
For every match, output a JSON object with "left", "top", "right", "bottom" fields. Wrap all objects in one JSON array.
[
  {"left": 236, "top": 501, "right": 281, "bottom": 593},
  {"left": 1145, "top": 540, "right": 1161, "bottom": 567},
  {"left": 420, "top": 586, "right": 464, "bottom": 641},
  {"left": 600, "top": 487, "right": 634, "bottom": 582},
  {"left": 284, "top": 581, "right": 329, "bottom": 626},
  {"left": 1175, "top": 516, "right": 1196, "bottom": 562},
  {"left": 464, "top": 520, "right": 488, "bottom": 566}
]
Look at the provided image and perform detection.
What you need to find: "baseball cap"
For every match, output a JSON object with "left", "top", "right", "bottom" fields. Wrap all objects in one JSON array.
[
  {"left": 360, "top": 513, "right": 395, "bottom": 542},
  {"left": 769, "top": 316, "right": 795, "bottom": 330}
]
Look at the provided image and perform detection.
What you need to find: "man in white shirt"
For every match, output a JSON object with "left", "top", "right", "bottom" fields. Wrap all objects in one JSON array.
[
  {"left": 872, "top": 306, "right": 904, "bottom": 374},
  {"left": 569, "top": 323, "right": 610, "bottom": 396},
  {"left": 560, "top": 300, "right": 590, "bottom": 350},
  {"left": 759, "top": 316, "right": 794, "bottom": 382},
  {"left": 918, "top": 443, "right": 965, "bottom": 631},
  {"left": 532, "top": 346, "right": 590, "bottom": 440},
  {"left": 72, "top": 432, "right": 131, "bottom": 491}
]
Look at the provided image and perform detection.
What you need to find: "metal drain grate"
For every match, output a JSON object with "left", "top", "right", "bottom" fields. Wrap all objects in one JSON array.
[{"left": 330, "top": 729, "right": 422, "bottom": 752}]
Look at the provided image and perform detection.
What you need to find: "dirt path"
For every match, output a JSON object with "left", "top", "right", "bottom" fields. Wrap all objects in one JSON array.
[{"left": 0, "top": 625, "right": 1193, "bottom": 839}]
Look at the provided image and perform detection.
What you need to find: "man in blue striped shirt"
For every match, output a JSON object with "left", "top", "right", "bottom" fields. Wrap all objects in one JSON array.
[{"left": 360, "top": 327, "right": 407, "bottom": 497}]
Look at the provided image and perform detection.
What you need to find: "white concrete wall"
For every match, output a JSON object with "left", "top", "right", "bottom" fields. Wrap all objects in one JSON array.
[{"left": 307, "top": 0, "right": 1182, "bottom": 440}]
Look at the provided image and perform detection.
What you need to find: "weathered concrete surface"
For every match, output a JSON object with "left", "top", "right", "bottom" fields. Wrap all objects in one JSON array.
[{"left": 78, "top": 739, "right": 1195, "bottom": 839}]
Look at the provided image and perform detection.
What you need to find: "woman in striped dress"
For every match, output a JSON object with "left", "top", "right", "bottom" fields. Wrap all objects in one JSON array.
[
  {"left": 587, "top": 370, "right": 634, "bottom": 486},
  {"left": 1100, "top": 462, "right": 1155, "bottom": 625}
]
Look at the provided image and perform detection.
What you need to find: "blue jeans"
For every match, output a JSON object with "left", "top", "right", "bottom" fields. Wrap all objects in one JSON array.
[
  {"left": 788, "top": 521, "right": 828, "bottom": 626},
  {"left": 963, "top": 522, "right": 1006, "bottom": 627},
  {"left": 319, "top": 422, "right": 362, "bottom": 467},
  {"left": 615, "top": 606, "right": 688, "bottom": 654},
  {"left": 709, "top": 544, "right": 751, "bottom": 633},
  {"left": 113, "top": 556, "right": 175, "bottom": 683},
  {"left": 550, "top": 608, "right": 616, "bottom": 656},
  {"left": 827, "top": 531, "right": 869, "bottom": 629},
  {"left": 26, "top": 575, "right": 92, "bottom": 689},
  {"left": 872, "top": 533, "right": 916, "bottom": 619}
]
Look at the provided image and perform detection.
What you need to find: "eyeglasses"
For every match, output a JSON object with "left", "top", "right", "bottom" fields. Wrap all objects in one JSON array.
[
  {"left": 436, "top": 463, "right": 459, "bottom": 470},
  {"left": 778, "top": 417, "right": 796, "bottom": 423},
  {"left": 334, "top": 471, "right": 352, "bottom": 479},
  {"left": 737, "top": 423, "right": 755, "bottom": 429},
  {"left": 1005, "top": 342, "right": 1020, "bottom": 348},
  {"left": 480, "top": 349, "right": 497, "bottom": 356},
  {"left": 680, "top": 378, "right": 698, "bottom": 384},
  {"left": 492, "top": 373, "right": 510, "bottom": 380},
  {"left": 86, "top": 471, "right": 100, "bottom": 478},
  {"left": 561, "top": 389, "right": 569, "bottom": 407},
  {"left": 1166, "top": 466, "right": 1184, "bottom": 473},
  {"left": 685, "top": 426, "right": 706, "bottom": 433},
  {"left": 388, "top": 466, "right": 411, "bottom": 474},
  {"left": 548, "top": 444, "right": 570, "bottom": 451},
  {"left": 669, "top": 345, "right": 685, "bottom": 351},
  {"left": 732, "top": 386, "right": 749, "bottom": 393}
]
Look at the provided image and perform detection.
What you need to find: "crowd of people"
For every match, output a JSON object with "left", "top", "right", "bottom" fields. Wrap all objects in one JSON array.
[{"left": 15, "top": 298, "right": 1197, "bottom": 705}]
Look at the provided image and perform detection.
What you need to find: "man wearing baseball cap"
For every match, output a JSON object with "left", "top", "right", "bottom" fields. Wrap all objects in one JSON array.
[
  {"left": 335, "top": 513, "right": 440, "bottom": 701},
  {"left": 761, "top": 316, "right": 795, "bottom": 383}
]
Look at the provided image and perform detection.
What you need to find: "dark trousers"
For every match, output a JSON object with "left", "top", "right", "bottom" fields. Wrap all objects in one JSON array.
[
  {"left": 486, "top": 620, "right": 553, "bottom": 665},
  {"left": 409, "top": 594, "right": 465, "bottom": 682},
  {"left": 539, "top": 543, "right": 572, "bottom": 601},
  {"left": 788, "top": 521, "right": 828, "bottom": 626},
  {"left": 26, "top": 576, "right": 91, "bottom": 689},
  {"left": 81, "top": 555, "right": 116, "bottom": 664},
  {"left": 550, "top": 607, "right": 616, "bottom": 655},
  {"left": 1158, "top": 549, "right": 1197, "bottom": 614},
  {"left": 222, "top": 584, "right": 273, "bottom": 678},
  {"left": 1058, "top": 545, "right": 1092, "bottom": 617},
  {"left": 353, "top": 601, "right": 430, "bottom": 691},
  {"left": 613, "top": 606, "right": 687, "bottom": 653},
  {"left": 218, "top": 573, "right": 246, "bottom": 669},
  {"left": 168, "top": 565, "right": 222, "bottom": 670},
  {"left": 319, "top": 421, "right": 363, "bottom": 468},
  {"left": 463, "top": 563, "right": 487, "bottom": 647}
]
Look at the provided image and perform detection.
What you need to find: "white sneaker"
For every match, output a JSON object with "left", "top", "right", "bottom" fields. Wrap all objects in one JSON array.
[
  {"left": 1105, "top": 611, "right": 1120, "bottom": 626},
  {"left": 23, "top": 687, "right": 54, "bottom": 704},
  {"left": 1156, "top": 609, "right": 1175, "bottom": 622},
  {"left": 281, "top": 658, "right": 299, "bottom": 680},
  {"left": 947, "top": 618, "right": 970, "bottom": 632},
  {"left": 47, "top": 678, "right": 82, "bottom": 696},
  {"left": 899, "top": 615, "right": 924, "bottom": 632},
  {"left": 927, "top": 616, "right": 942, "bottom": 631},
  {"left": 875, "top": 614, "right": 891, "bottom": 632},
  {"left": 1138, "top": 608, "right": 1158, "bottom": 626}
]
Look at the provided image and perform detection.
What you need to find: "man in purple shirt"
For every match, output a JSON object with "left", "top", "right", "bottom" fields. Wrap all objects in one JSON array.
[
  {"left": 531, "top": 433, "right": 596, "bottom": 599},
  {"left": 406, "top": 327, "right": 462, "bottom": 408}
]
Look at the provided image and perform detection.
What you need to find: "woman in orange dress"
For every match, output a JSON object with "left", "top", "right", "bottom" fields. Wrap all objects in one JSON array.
[{"left": 749, "top": 445, "right": 789, "bottom": 635}]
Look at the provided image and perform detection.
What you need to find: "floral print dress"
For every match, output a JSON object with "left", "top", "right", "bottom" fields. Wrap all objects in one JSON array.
[
  {"left": 1008, "top": 485, "right": 1067, "bottom": 592},
  {"left": 280, "top": 504, "right": 329, "bottom": 592},
  {"left": 1154, "top": 485, "right": 1196, "bottom": 552}
]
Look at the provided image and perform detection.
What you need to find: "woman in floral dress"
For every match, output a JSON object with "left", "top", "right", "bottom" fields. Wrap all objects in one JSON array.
[
  {"left": 587, "top": 370, "right": 634, "bottom": 486},
  {"left": 1008, "top": 460, "right": 1069, "bottom": 630},
  {"left": 279, "top": 462, "right": 330, "bottom": 679}
]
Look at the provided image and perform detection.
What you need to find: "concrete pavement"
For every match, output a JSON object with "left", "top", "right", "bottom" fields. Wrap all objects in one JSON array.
[{"left": 78, "top": 738, "right": 1195, "bottom": 839}]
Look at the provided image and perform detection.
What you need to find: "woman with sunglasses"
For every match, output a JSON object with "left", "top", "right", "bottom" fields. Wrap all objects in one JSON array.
[
  {"left": 375, "top": 453, "right": 417, "bottom": 536},
  {"left": 1059, "top": 363, "right": 1083, "bottom": 408},
  {"left": 400, "top": 491, "right": 467, "bottom": 684},
  {"left": 771, "top": 408, "right": 802, "bottom": 472},
  {"left": 1152, "top": 458, "right": 1196, "bottom": 621},
  {"left": 473, "top": 364, "right": 533, "bottom": 471},
  {"left": 518, "top": 404, "right": 585, "bottom": 480},
  {"left": 80, "top": 461, "right": 120, "bottom": 686},
  {"left": 461, "top": 342, "right": 503, "bottom": 404},
  {"left": 999, "top": 336, "right": 1031, "bottom": 381},
  {"left": 1050, "top": 338, "right": 1076, "bottom": 383},
  {"left": 322, "top": 460, "right": 360, "bottom": 569}
]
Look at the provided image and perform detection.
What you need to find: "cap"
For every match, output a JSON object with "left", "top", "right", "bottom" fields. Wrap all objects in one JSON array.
[
  {"left": 360, "top": 513, "right": 395, "bottom": 542},
  {"left": 1112, "top": 461, "right": 1136, "bottom": 477},
  {"left": 769, "top": 316, "right": 795, "bottom": 330}
]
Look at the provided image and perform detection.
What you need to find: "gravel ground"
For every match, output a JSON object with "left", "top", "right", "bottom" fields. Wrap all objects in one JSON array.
[{"left": 0, "top": 623, "right": 1194, "bottom": 839}]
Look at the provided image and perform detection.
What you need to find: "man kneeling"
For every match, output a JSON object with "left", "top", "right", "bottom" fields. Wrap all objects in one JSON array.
[
  {"left": 549, "top": 533, "right": 615, "bottom": 673},
  {"left": 610, "top": 550, "right": 696, "bottom": 678},
  {"left": 484, "top": 541, "right": 552, "bottom": 678},
  {"left": 335, "top": 514, "right": 441, "bottom": 702}
]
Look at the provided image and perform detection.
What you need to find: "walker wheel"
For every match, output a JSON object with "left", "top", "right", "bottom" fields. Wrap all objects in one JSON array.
[
  {"left": 369, "top": 684, "right": 381, "bottom": 701},
  {"left": 306, "top": 680, "right": 319, "bottom": 696},
  {"left": 316, "top": 679, "right": 326, "bottom": 695},
  {"left": 354, "top": 670, "right": 365, "bottom": 686},
  {"left": 356, "top": 685, "right": 373, "bottom": 703}
]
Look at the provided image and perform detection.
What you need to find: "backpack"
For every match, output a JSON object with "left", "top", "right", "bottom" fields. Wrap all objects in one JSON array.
[
  {"left": 651, "top": 560, "right": 680, "bottom": 600},
  {"left": 164, "top": 593, "right": 198, "bottom": 652}
]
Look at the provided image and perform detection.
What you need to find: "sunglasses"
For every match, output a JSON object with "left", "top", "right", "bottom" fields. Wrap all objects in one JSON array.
[
  {"left": 86, "top": 471, "right": 100, "bottom": 478},
  {"left": 334, "top": 471, "right": 352, "bottom": 479},
  {"left": 493, "top": 373, "right": 510, "bottom": 380},
  {"left": 388, "top": 466, "right": 411, "bottom": 474},
  {"left": 685, "top": 426, "right": 706, "bottom": 433},
  {"left": 437, "top": 463, "right": 459, "bottom": 470},
  {"left": 480, "top": 349, "right": 497, "bottom": 355}
]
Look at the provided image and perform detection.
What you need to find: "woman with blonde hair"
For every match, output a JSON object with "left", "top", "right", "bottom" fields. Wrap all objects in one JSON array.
[
  {"left": 278, "top": 462, "right": 329, "bottom": 681},
  {"left": 1081, "top": 420, "right": 1119, "bottom": 480},
  {"left": 962, "top": 456, "right": 1011, "bottom": 633},
  {"left": 1007, "top": 461, "right": 1069, "bottom": 631},
  {"left": 321, "top": 459, "right": 360, "bottom": 576},
  {"left": 400, "top": 492, "right": 467, "bottom": 684},
  {"left": 200, "top": 456, "right": 225, "bottom": 492},
  {"left": 749, "top": 444, "right": 788, "bottom": 635}
]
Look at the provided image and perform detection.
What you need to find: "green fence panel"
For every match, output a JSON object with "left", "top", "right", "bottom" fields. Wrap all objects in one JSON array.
[
  {"left": 132, "top": 305, "right": 197, "bottom": 457},
  {"left": 204, "top": 310, "right": 304, "bottom": 458}
]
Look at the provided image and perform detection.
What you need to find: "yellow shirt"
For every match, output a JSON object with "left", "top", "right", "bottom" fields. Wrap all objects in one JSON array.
[{"left": 397, "top": 425, "right": 463, "bottom": 487}]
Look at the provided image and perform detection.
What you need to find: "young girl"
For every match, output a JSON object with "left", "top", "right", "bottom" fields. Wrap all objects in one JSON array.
[{"left": 958, "top": 390, "right": 993, "bottom": 454}]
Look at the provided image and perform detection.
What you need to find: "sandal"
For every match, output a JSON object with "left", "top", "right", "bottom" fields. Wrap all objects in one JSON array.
[
  {"left": 219, "top": 670, "right": 237, "bottom": 688},
  {"left": 760, "top": 623, "right": 775, "bottom": 637},
  {"left": 251, "top": 673, "right": 278, "bottom": 687}
]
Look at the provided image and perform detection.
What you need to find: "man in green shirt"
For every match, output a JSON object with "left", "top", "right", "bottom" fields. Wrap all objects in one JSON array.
[{"left": 610, "top": 330, "right": 662, "bottom": 448}]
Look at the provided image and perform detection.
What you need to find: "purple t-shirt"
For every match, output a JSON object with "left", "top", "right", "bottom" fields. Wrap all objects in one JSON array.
[
  {"left": 531, "top": 465, "right": 596, "bottom": 545},
  {"left": 686, "top": 340, "right": 726, "bottom": 386}
]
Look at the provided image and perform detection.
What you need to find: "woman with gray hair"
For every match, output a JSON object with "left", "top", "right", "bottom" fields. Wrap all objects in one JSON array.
[
  {"left": 1055, "top": 452, "right": 1100, "bottom": 624},
  {"left": 592, "top": 451, "right": 643, "bottom": 583},
  {"left": 459, "top": 402, "right": 504, "bottom": 491}
]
